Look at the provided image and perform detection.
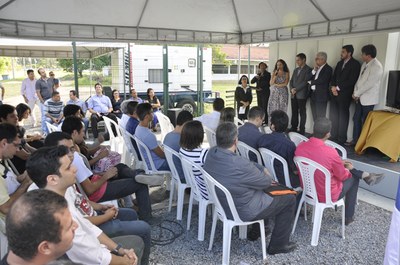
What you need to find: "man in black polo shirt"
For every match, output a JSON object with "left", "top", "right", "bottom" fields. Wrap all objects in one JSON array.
[{"left": 35, "top": 68, "right": 54, "bottom": 134}]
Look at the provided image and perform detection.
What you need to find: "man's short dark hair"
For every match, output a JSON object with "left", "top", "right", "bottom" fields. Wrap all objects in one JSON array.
[
  {"left": 136, "top": 103, "right": 152, "bottom": 121},
  {"left": 0, "top": 104, "right": 15, "bottom": 121},
  {"left": 220, "top": 107, "right": 235, "bottom": 123},
  {"left": 0, "top": 123, "right": 17, "bottom": 143},
  {"left": 213, "top": 98, "right": 225, "bottom": 111},
  {"left": 342, "top": 45, "right": 354, "bottom": 56},
  {"left": 27, "top": 69, "right": 34, "bottom": 75},
  {"left": 6, "top": 189, "right": 68, "bottom": 260},
  {"left": 95, "top": 82, "right": 102, "bottom": 88},
  {"left": 26, "top": 145, "right": 69, "bottom": 188},
  {"left": 216, "top": 122, "right": 237, "bottom": 149},
  {"left": 61, "top": 116, "right": 83, "bottom": 135},
  {"left": 313, "top": 118, "right": 332, "bottom": 139},
  {"left": 127, "top": 101, "right": 139, "bottom": 116},
  {"left": 296, "top": 53, "right": 306, "bottom": 60},
  {"left": 52, "top": 91, "right": 60, "bottom": 97},
  {"left": 63, "top": 104, "right": 82, "bottom": 117},
  {"left": 270, "top": 110, "right": 289, "bottom": 133},
  {"left": 176, "top": 111, "right": 193, "bottom": 126},
  {"left": 44, "top": 132, "right": 72, "bottom": 147},
  {"left": 53, "top": 79, "right": 60, "bottom": 85},
  {"left": 361, "top": 44, "right": 377, "bottom": 58},
  {"left": 180, "top": 120, "right": 204, "bottom": 150},
  {"left": 248, "top": 106, "right": 265, "bottom": 120},
  {"left": 69, "top": 90, "right": 77, "bottom": 96}
]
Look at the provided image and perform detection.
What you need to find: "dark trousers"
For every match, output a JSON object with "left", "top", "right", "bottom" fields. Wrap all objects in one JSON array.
[
  {"left": 90, "top": 113, "right": 118, "bottom": 138},
  {"left": 352, "top": 102, "right": 374, "bottom": 143},
  {"left": 290, "top": 97, "right": 307, "bottom": 134},
  {"left": 98, "top": 164, "right": 152, "bottom": 221},
  {"left": 253, "top": 194, "right": 296, "bottom": 248},
  {"left": 339, "top": 168, "right": 363, "bottom": 218},
  {"left": 256, "top": 90, "right": 270, "bottom": 124},
  {"left": 329, "top": 96, "right": 352, "bottom": 144},
  {"left": 112, "top": 235, "right": 144, "bottom": 265},
  {"left": 310, "top": 100, "right": 327, "bottom": 121},
  {"left": 99, "top": 209, "right": 151, "bottom": 265}
]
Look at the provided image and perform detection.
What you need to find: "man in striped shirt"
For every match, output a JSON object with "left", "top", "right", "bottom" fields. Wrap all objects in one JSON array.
[{"left": 44, "top": 91, "right": 64, "bottom": 131}]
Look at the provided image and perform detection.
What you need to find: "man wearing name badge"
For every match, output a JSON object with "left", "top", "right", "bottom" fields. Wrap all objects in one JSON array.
[
  {"left": 330, "top": 45, "right": 361, "bottom": 145},
  {"left": 308, "top": 52, "right": 333, "bottom": 121},
  {"left": 35, "top": 68, "right": 55, "bottom": 134},
  {"left": 87, "top": 83, "right": 119, "bottom": 139},
  {"left": 21, "top": 69, "right": 39, "bottom": 127},
  {"left": 347, "top": 44, "right": 383, "bottom": 146}
]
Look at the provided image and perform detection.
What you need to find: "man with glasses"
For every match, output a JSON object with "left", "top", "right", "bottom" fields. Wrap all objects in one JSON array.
[{"left": 0, "top": 123, "right": 32, "bottom": 233}]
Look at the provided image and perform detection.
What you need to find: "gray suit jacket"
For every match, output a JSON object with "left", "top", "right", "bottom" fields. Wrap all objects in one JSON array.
[
  {"left": 289, "top": 64, "right": 312, "bottom": 99},
  {"left": 203, "top": 146, "right": 273, "bottom": 221}
]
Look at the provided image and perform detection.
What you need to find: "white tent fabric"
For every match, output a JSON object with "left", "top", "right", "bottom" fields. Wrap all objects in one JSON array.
[{"left": 0, "top": 0, "right": 400, "bottom": 44}]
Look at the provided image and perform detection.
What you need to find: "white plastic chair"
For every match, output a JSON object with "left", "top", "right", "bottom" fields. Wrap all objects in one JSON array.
[
  {"left": 292, "top": 156, "right": 345, "bottom": 246},
  {"left": 122, "top": 130, "right": 145, "bottom": 170},
  {"left": 155, "top": 112, "right": 175, "bottom": 142},
  {"left": 103, "top": 116, "right": 124, "bottom": 153},
  {"left": 46, "top": 121, "right": 59, "bottom": 133},
  {"left": 0, "top": 219, "right": 7, "bottom": 259},
  {"left": 204, "top": 126, "right": 217, "bottom": 148},
  {"left": 236, "top": 141, "right": 262, "bottom": 165},
  {"left": 164, "top": 146, "right": 191, "bottom": 220},
  {"left": 201, "top": 166, "right": 267, "bottom": 265},
  {"left": 181, "top": 156, "right": 213, "bottom": 241},
  {"left": 259, "top": 148, "right": 293, "bottom": 188},
  {"left": 325, "top": 140, "right": 347, "bottom": 159},
  {"left": 288, "top": 132, "right": 308, "bottom": 147},
  {"left": 133, "top": 135, "right": 170, "bottom": 183}
]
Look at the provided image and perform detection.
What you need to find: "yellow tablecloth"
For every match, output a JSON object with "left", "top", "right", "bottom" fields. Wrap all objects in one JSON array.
[{"left": 355, "top": 110, "right": 400, "bottom": 162}]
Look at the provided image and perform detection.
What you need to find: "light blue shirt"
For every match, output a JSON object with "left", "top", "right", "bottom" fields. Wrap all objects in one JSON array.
[
  {"left": 87, "top": 94, "right": 112, "bottom": 113},
  {"left": 67, "top": 99, "right": 88, "bottom": 114},
  {"left": 135, "top": 125, "right": 166, "bottom": 170}
]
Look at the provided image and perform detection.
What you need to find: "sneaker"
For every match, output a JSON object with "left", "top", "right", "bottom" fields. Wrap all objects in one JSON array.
[
  {"left": 267, "top": 242, "right": 297, "bottom": 255},
  {"left": 344, "top": 141, "right": 356, "bottom": 146},
  {"left": 363, "top": 173, "right": 385, "bottom": 186},
  {"left": 135, "top": 174, "right": 164, "bottom": 186}
]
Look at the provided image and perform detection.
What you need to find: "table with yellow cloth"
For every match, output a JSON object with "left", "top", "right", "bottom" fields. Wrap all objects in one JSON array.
[{"left": 355, "top": 110, "right": 400, "bottom": 162}]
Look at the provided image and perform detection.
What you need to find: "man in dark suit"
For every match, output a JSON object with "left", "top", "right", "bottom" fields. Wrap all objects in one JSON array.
[
  {"left": 308, "top": 52, "right": 333, "bottom": 121},
  {"left": 330, "top": 45, "right": 361, "bottom": 144},
  {"left": 251, "top": 62, "right": 271, "bottom": 124},
  {"left": 289, "top": 53, "right": 312, "bottom": 135}
]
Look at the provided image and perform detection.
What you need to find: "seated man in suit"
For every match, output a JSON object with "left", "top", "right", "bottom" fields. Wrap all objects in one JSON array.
[
  {"left": 238, "top": 106, "right": 264, "bottom": 162},
  {"left": 204, "top": 122, "right": 297, "bottom": 255},
  {"left": 295, "top": 118, "right": 384, "bottom": 225}
]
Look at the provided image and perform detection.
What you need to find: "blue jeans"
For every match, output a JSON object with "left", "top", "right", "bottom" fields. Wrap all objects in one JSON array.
[
  {"left": 99, "top": 208, "right": 151, "bottom": 265},
  {"left": 98, "top": 164, "right": 152, "bottom": 221},
  {"left": 40, "top": 102, "right": 48, "bottom": 134},
  {"left": 352, "top": 102, "right": 374, "bottom": 143}
]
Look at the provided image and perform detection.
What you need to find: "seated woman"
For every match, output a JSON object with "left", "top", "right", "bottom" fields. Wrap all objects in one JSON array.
[
  {"left": 219, "top": 107, "right": 235, "bottom": 124},
  {"left": 111, "top": 89, "right": 123, "bottom": 118},
  {"left": 147, "top": 88, "right": 161, "bottom": 132},
  {"left": 179, "top": 120, "right": 208, "bottom": 189},
  {"left": 16, "top": 103, "right": 44, "bottom": 149}
]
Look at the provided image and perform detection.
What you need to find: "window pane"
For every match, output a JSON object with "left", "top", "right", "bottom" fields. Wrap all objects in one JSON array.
[
  {"left": 212, "top": 64, "right": 229, "bottom": 74},
  {"left": 148, "top": 69, "right": 163, "bottom": 83}
]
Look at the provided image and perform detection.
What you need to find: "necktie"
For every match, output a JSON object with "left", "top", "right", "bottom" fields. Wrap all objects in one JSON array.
[{"left": 361, "top": 66, "right": 367, "bottom": 76}]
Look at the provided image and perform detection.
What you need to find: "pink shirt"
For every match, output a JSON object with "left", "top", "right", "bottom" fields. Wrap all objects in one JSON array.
[{"left": 295, "top": 137, "right": 352, "bottom": 202}]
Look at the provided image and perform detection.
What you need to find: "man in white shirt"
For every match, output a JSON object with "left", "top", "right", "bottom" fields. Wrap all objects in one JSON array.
[
  {"left": 348, "top": 44, "right": 384, "bottom": 146},
  {"left": 26, "top": 145, "right": 143, "bottom": 265},
  {"left": 195, "top": 98, "right": 224, "bottom": 131},
  {"left": 21, "top": 69, "right": 39, "bottom": 127}
]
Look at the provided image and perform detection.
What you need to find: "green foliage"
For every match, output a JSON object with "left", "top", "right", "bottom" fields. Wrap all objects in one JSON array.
[
  {"left": 57, "top": 54, "right": 111, "bottom": 78},
  {"left": 0, "top": 57, "right": 11, "bottom": 73},
  {"left": 208, "top": 45, "right": 230, "bottom": 66}
]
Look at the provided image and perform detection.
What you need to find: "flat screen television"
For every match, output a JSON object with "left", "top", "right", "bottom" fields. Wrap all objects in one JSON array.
[{"left": 386, "top": 70, "right": 400, "bottom": 110}]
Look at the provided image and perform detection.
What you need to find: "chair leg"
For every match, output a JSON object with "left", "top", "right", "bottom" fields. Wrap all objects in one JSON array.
[
  {"left": 176, "top": 185, "right": 186, "bottom": 221},
  {"left": 198, "top": 201, "right": 208, "bottom": 241},
  {"left": 187, "top": 193, "right": 194, "bottom": 231},
  {"left": 341, "top": 205, "right": 346, "bottom": 239},
  {"left": 291, "top": 197, "right": 304, "bottom": 235},
  {"left": 222, "top": 223, "right": 233, "bottom": 265},
  {"left": 208, "top": 208, "right": 218, "bottom": 251},
  {"left": 168, "top": 179, "right": 176, "bottom": 213},
  {"left": 311, "top": 206, "right": 324, "bottom": 246},
  {"left": 259, "top": 221, "right": 267, "bottom": 261},
  {"left": 239, "top": 225, "right": 247, "bottom": 239}
]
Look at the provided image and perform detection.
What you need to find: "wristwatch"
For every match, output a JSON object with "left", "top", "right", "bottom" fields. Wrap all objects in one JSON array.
[{"left": 111, "top": 243, "right": 123, "bottom": 256}]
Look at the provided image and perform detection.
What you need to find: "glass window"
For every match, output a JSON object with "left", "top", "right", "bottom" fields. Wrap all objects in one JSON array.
[
  {"left": 148, "top": 69, "right": 163, "bottom": 83},
  {"left": 212, "top": 64, "right": 229, "bottom": 74}
]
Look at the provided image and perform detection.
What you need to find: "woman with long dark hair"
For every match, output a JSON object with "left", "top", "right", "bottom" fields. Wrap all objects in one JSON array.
[
  {"left": 111, "top": 89, "right": 123, "bottom": 118},
  {"left": 147, "top": 88, "right": 161, "bottom": 132}
]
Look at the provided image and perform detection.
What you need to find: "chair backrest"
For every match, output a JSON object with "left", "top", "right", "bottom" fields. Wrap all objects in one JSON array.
[
  {"left": 288, "top": 132, "right": 308, "bottom": 147},
  {"left": 133, "top": 135, "right": 158, "bottom": 174},
  {"left": 236, "top": 141, "right": 262, "bottom": 165},
  {"left": 155, "top": 112, "right": 175, "bottom": 142},
  {"left": 200, "top": 165, "right": 243, "bottom": 222},
  {"left": 164, "top": 145, "right": 186, "bottom": 185},
  {"left": 293, "top": 156, "right": 334, "bottom": 205},
  {"left": 123, "top": 130, "right": 145, "bottom": 170},
  {"left": 181, "top": 156, "right": 209, "bottom": 201},
  {"left": 103, "top": 116, "right": 122, "bottom": 139},
  {"left": 259, "top": 148, "right": 292, "bottom": 188},
  {"left": 46, "top": 121, "right": 59, "bottom": 133},
  {"left": 204, "top": 126, "right": 217, "bottom": 148},
  {"left": 325, "top": 140, "right": 347, "bottom": 159}
]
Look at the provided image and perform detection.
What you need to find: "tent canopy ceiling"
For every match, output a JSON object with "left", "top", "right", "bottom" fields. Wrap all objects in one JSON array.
[{"left": 0, "top": 0, "right": 400, "bottom": 44}]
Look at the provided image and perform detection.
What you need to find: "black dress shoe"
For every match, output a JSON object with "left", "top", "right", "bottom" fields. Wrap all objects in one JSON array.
[
  {"left": 267, "top": 242, "right": 297, "bottom": 255},
  {"left": 345, "top": 217, "right": 354, "bottom": 226}
]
